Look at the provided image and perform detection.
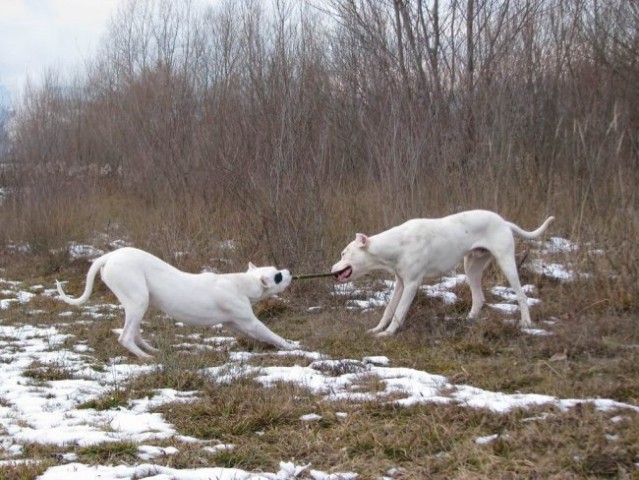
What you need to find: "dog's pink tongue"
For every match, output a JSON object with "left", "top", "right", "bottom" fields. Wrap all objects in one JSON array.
[{"left": 338, "top": 267, "right": 352, "bottom": 282}]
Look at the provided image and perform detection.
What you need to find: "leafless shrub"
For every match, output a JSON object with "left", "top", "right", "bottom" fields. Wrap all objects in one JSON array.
[{"left": 0, "top": 0, "right": 636, "bottom": 301}]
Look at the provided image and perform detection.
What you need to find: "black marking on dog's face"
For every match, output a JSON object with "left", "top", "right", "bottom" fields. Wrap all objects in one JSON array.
[{"left": 274, "top": 272, "right": 283, "bottom": 284}]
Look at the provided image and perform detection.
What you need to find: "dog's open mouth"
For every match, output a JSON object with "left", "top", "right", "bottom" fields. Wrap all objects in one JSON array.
[{"left": 334, "top": 266, "right": 353, "bottom": 282}]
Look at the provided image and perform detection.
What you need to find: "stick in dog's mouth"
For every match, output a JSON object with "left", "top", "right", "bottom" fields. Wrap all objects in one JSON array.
[{"left": 292, "top": 272, "right": 336, "bottom": 280}]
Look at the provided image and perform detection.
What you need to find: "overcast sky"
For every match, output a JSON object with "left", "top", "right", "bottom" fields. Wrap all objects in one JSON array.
[{"left": 0, "top": 0, "right": 123, "bottom": 105}]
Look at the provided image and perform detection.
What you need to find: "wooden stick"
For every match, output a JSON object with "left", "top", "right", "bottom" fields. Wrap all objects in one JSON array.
[{"left": 292, "top": 272, "right": 335, "bottom": 280}]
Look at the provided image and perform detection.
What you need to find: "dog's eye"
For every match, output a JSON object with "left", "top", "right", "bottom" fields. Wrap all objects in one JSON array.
[{"left": 274, "top": 272, "right": 283, "bottom": 284}]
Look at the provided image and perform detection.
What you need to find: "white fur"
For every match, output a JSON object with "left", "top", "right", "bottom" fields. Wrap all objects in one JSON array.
[
  {"left": 331, "top": 210, "right": 555, "bottom": 335},
  {"left": 57, "top": 247, "right": 296, "bottom": 358}
]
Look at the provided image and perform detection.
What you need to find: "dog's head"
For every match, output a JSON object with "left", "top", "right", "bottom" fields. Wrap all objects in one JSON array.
[
  {"left": 246, "top": 263, "right": 292, "bottom": 298},
  {"left": 331, "top": 233, "right": 374, "bottom": 283}
]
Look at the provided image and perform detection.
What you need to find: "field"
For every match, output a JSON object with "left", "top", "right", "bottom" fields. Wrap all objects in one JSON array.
[
  {"left": 1, "top": 0, "right": 639, "bottom": 478},
  {"left": 0, "top": 231, "right": 637, "bottom": 480}
]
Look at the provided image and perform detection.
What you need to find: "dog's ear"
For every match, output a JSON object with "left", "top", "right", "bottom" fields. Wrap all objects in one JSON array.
[
  {"left": 260, "top": 276, "right": 269, "bottom": 288},
  {"left": 355, "top": 233, "right": 368, "bottom": 248},
  {"left": 248, "top": 262, "right": 257, "bottom": 271}
]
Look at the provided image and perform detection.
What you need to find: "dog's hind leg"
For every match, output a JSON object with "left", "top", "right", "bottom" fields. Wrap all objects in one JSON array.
[
  {"left": 118, "top": 300, "right": 153, "bottom": 359},
  {"left": 108, "top": 288, "right": 152, "bottom": 358},
  {"left": 369, "top": 275, "right": 404, "bottom": 334},
  {"left": 135, "top": 331, "right": 159, "bottom": 354},
  {"left": 464, "top": 249, "right": 493, "bottom": 320},
  {"left": 492, "top": 250, "right": 532, "bottom": 327},
  {"left": 102, "top": 267, "right": 154, "bottom": 358}
]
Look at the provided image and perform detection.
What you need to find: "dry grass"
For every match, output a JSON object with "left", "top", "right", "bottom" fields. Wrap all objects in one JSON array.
[
  {"left": 0, "top": 168, "right": 636, "bottom": 480},
  {"left": 0, "top": 245, "right": 637, "bottom": 479},
  {"left": 1, "top": 1, "right": 638, "bottom": 476}
]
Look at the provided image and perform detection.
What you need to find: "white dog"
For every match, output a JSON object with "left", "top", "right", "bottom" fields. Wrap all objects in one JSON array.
[
  {"left": 57, "top": 247, "right": 297, "bottom": 358},
  {"left": 331, "top": 210, "right": 554, "bottom": 336}
]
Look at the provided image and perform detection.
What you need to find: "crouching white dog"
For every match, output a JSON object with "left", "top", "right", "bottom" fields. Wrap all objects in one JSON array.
[
  {"left": 57, "top": 247, "right": 297, "bottom": 358},
  {"left": 331, "top": 210, "right": 554, "bottom": 336}
]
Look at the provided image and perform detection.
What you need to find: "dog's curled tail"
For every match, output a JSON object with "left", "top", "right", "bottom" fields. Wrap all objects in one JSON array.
[
  {"left": 56, "top": 253, "right": 111, "bottom": 306},
  {"left": 508, "top": 216, "right": 555, "bottom": 239}
]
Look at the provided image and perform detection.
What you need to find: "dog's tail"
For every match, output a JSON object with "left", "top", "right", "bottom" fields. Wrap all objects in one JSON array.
[
  {"left": 56, "top": 253, "right": 112, "bottom": 306},
  {"left": 508, "top": 216, "right": 555, "bottom": 239}
]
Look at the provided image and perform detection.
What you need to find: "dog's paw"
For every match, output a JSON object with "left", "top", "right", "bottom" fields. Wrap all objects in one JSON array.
[
  {"left": 375, "top": 331, "right": 393, "bottom": 338},
  {"left": 281, "top": 340, "right": 300, "bottom": 351},
  {"left": 367, "top": 328, "right": 382, "bottom": 335}
]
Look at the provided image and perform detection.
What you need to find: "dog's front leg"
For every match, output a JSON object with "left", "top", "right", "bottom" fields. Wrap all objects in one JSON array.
[
  {"left": 368, "top": 275, "right": 404, "bottom": 334},
  {"left": 227, "top": 315, "right": 297, "bottom": 350},
  {"left": 376, "top": 280, "right": 420, "bottom": 337}
]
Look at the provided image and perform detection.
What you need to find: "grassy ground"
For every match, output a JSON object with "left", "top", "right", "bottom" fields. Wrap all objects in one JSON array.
[{"left": 0, "top": 250, "right": 638, "bottom": 480}]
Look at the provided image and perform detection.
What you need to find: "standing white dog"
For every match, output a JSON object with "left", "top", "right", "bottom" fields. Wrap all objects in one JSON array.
[
  {"left": 57, "top": 247, "right": 297, "bottom": 358},
  {"left": 331, "top": 210, "right": 554, "bottom": 336}
]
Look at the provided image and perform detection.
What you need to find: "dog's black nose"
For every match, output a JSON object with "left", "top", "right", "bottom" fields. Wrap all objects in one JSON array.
[{"left": 274, "top": 272, "right": 283, "bottom": 284}]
